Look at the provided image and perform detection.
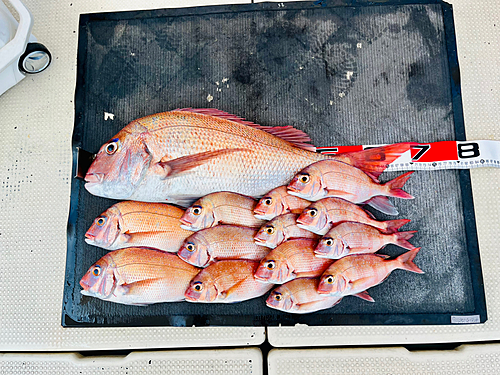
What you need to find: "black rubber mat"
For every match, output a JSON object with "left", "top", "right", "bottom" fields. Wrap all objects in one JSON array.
[{"left": 63, "top": 0, "right": 486, "bottom": 326}]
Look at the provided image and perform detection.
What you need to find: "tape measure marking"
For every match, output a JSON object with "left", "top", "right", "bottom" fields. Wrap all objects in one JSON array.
[{"left": 317, "top": 140, "right": 500, "bottom": 171}]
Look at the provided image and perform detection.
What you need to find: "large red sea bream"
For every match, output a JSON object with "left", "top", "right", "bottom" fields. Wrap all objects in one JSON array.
[{"left": 84, "top": 108, "right": 412, "bottom": 205}]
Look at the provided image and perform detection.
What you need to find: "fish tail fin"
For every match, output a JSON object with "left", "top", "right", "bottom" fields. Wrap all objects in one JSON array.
[
  {"left": 382, "top": 219, "right": 411, "bottom": 234},
  {"left": 384, "top": 171, "right": 414, "bottom": 199},
  {"left": 337, "top": 142, "right": 415, "bottom": 178},
  {"left": 396, "top": 248, "right": 424, "bottom": 274},
  {"left": 365, "top": 196, "right": 398, "bottom": 215},
  {"left": 392, "top": 231, "right": 418, "bottom": 250}
]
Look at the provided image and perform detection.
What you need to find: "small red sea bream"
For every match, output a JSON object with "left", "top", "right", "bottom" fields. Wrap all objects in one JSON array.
[
  {"left": 85, "top": 201, "right": 192, "bottom": 252},
  {"left": 297, "top": 197, "right": 411, "bottom": 235},
  {"left": 177, "top": 225, "right": 270, "bottom": 267},
  {"left": 79, "top": 248, "right": 200, "bottom": 305},
  {"left": 184, "top": 260, "right": 273, "bottom": 303},
  {"left": 254, "top": 238, "right": 333, "bottom": 284},
  {"left": 287, "top": 159, "right": 414, "bottom": 214},
  {"left": 253, "top": 186, "right": 312, "bottom": 220},
  {"left": 84, "top": 108, "right": 413, "bottom": 204},
  {"left": 254, "top": 213, "right": 319, "bottom": 249},
  {"left": 266, "top": 278, "right": 343, "bottom": 314},
  {"left": 314, "top": 221, "right": 417, "bottom": 259},
  {"left": 266, "top": 278, "right": 374, "bottom": 314},
  {"left": 317, "top": 249, "right": 424, "bottom": 297},
  {"left": 179, "top": 191, "right": 266, "bottom": 231}
]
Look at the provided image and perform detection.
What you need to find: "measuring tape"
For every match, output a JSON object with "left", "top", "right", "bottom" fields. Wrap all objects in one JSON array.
[{"left": 317, "top": 140, "right": 500, "bottom": 171}]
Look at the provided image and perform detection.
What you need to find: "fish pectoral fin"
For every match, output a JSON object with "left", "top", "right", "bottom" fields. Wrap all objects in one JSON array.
[
  {"left": 325, "top": 189, "right": 357, "bottom": 201},
  {"left": 117, "top": 278, "right": 162, "bottom": 296},
  {"left": 219, "top": 277, "right": 254, "bottom": 301},
  {"left": 297, "top": 298, "right": 342, "bottom": 312},
  {"left": 353, "top": 290, "right": 375, "bottom": 302},
  {"left": 350, "top": 276, "right": 379, "bottom": 292},
  {"left": 158, "top": 148, "right": 248, "bottom": 179}
]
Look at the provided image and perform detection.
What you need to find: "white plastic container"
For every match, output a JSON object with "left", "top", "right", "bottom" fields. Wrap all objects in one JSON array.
[{"left": 0, "top": 0, "right": 51, "bottom": 96}]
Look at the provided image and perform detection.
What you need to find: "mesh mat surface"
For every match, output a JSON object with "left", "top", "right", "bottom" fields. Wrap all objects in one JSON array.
[{"left": 64, "top": 0, "right": 485, "bottom": 327}]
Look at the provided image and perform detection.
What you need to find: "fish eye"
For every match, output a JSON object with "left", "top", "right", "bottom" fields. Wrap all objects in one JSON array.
[
  {"left": 325, "top": 275, "right": 334, "bottom": 284},
  {"left": 325, "top": 238, "right": 333, "bottom": 246},
  {"left": 265, "top": 226, "right": 275, "bottom": 235},
  {"left": 192, "top": 205, "right": 203, "bottom": 215},
  {"left": 96, "top": 217, "right": 106, "bottom": 226},
  {"left": 300, "top": 174, "right": 310, "bottom": 183},
  {"left": 263, "top": 197, "right": 272, "bottom": 206},
  {"left": 265, "top": 260, "right": 276, "bottom": 270},
  {"left": 92, "top": 266, "right": 101, "bottom": 277},
  {"left": 186, "top": 243, "right": 196, "bottom": 252},
  {"left": 274, "top": 293, "right": 282, "bottom": 301},
  {"left": 105, "top": 140, "right": 119, "bottom": 155},
  {"left": 308, "top": 208, "right": 318, "bottom": 217},
  {"left": 193, "top": 281, "right": 203, "bottom": 292}
]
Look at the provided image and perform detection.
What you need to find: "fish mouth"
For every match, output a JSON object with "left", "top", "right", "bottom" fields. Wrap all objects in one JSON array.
[
  {"left": 85, "top": 173, "right": 104, "bottom": 184},
  {"left": 179, "top": 218, "right": 193, "bottom": 227},
  {"left": 84, "top": 237, "right": 96, "bottom": 246},
  {"left": 180, "top": 224, "right": 196, "bottom": 231},
  {"left": 253, "top": 272, "right": 271, "bottom": 283},
  {"left": 254, "top": 236, "right": 266, "bottom": 244},
  {"left": 80, "top": 279, "right": 91, "bottom": 290},
  {"left": 254, "top": 213, "right": 271, "bottom": 220},
  {"left": 287, "top": 185, "right": 300, "bottom": 193},
  {"left": 295, "top": 217, "right": 308, "bottom": 226},
  {"left": 184, "top": 293, "right": 199, "bottom": 302},
  {"left": 253, "top": 207, "right": 266, "bottom": 216}
]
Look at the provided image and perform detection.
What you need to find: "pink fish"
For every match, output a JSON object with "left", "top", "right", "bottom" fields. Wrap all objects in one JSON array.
[
  {"left": 254, "top": 238, "right": 333, "bottom": 284},
  {"left": 84, "top": 108, "right": 413, "bottom": 204},
  {"left": 317, "top": 249, "right": 424, "bottom": 296},
  {"left": 80, "top": 248, "right": 200, "bottom": 305},
  {"left": 184, "top": 260, "right": 273, "bottom": 303},
  {"left": 177, "top": 225, "right": 270, "bottom": 267},
  {"left": 296, "top": 197, "right": 410, "bottom": 235},
  {"left": 266, "top": 278, "right": 343, "bottom": 314},
  {"left": 253, "top": 186, "right": 312, "bottom": 220},
  {"left": 254, "top": 213, "right": 319, "bottom": 249},
  {"left": 288, "top": 159, "right": 414, "bottom": 215},
  {"left": 314, "top": 221, "right": 417, "bottom": 259},
  {"left": 266, "top": 278, "right": 374, "bottom": 314},
  {"left": 85, "top": 201, "right": 192, "bottom": 252},
  {"left": 179, "top": 191, "right": 266, "bottom": 231}
]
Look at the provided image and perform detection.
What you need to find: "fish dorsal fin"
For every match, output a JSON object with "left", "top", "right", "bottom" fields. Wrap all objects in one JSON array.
[{"left": 174, "top": 108, "right": 316, "bottom": 152}]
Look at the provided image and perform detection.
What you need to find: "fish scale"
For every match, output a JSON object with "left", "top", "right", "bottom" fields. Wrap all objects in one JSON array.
[{"left": 121, "top": 211, "right": 182, "bottom": 233}]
